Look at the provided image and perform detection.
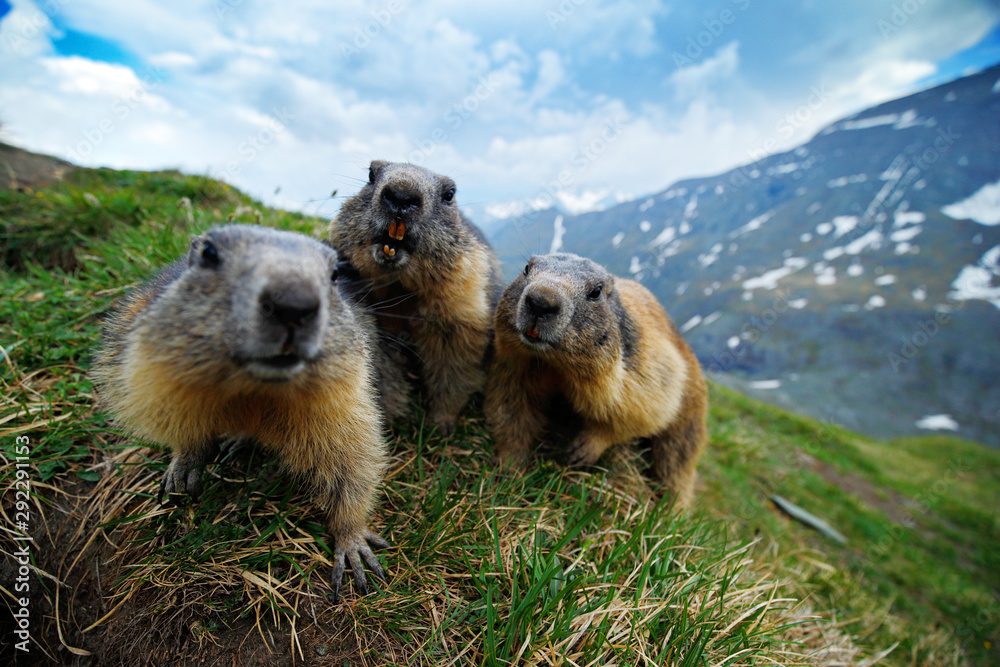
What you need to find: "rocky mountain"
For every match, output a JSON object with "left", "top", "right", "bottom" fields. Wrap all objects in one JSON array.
[{"left": 489, "top": 64, "right": 1000, "bottom": 447}]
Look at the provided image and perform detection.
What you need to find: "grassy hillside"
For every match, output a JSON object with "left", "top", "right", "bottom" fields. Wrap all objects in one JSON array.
[{"left": 1, "top": 161, "right": 998, "bottom": 665}]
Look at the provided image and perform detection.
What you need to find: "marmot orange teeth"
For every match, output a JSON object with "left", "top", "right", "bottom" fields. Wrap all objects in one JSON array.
[{"left": 388, "top": 220, "right": 406, "bottom": 241}]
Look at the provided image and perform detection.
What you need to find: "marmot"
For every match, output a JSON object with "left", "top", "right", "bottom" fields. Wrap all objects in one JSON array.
[
  {"left": 329, "top": 160, "right": 503, "bottom": 434},
  {"left": 91, "top": 224, "right": 391, "bottom": 601},
  {"left": 485, "top": 253, "right": 708, "bottom": 508}
]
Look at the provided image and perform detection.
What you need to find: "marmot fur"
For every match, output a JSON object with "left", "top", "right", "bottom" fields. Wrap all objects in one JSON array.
[
  {"left": 329, "top": 160, "right": 503, "bottom": 434},
  {"left": 485, "top": 253, "right": 708, "bottom": 508},
  {"left": 92, "top": 224, "right": 391, "bottom": 600}
]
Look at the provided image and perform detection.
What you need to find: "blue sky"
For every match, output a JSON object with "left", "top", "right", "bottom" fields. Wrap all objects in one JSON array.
[{"left": 1, "top": 0, "right": 998, "bottom": 221}]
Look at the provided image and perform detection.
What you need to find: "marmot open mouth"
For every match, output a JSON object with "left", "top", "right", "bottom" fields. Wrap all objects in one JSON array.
[
  {"left": 257, "top": 354, "right": 302, "bottom": 369},
  {"left": 519, "top": 327, "right": 555, "bottom": 350},
  {"left": 379, "top": 218, "right": 414, "bottom": 260}
]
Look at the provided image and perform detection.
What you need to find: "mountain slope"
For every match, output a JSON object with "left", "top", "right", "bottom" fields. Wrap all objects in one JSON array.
[{"left": 490, "top": 64, "right": 1000, "bottom": 447}]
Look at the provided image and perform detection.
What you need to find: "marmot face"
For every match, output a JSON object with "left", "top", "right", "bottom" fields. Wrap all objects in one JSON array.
[
  {"left": 143, "top": 225, "right": 351, "bottom": 385},
  {"left": 498, "top": 253, "right": 625, "bottom": 364},
  {"left": 337, "top": 160, "right": 462, "bottom": 277}
]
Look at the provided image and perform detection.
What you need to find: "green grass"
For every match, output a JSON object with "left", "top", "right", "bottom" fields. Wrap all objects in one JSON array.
[{"left": 2, "top": 164, "right": 999, "bottom": 665}]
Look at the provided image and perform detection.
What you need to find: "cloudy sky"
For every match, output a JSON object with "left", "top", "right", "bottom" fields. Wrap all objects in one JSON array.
[{"left": 1, "top": 0, "right": 998, "bottom": 223}]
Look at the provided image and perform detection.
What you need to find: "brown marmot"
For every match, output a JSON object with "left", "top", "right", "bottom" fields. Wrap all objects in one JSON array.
[
  {"left": 485, "top": 253, "right": 708, "bottom": 508},
  {"left": 329, "top": 160, "right": 503, "bottom": 434},
  {"left": 91, "top": 224, "right": 392, "bottom": 601}
]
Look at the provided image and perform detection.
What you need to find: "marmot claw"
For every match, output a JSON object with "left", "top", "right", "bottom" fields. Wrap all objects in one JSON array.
[{"left": 331, "top": 528, "right": 391, "bottom": 603}]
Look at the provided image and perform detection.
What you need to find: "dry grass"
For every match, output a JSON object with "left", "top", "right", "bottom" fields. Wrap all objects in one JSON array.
[{"left": 12, "top": 418, "right": 867, "bottom": 666}]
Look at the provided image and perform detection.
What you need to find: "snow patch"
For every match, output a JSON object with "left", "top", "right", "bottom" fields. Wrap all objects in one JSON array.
[
  {"left": 788, "top": 298, "right": 808, "bottom": 309},
  {"left": 629, "top": 256, "right": 642, "bottom": 274},
  {"left": 750, "top": 380, "right": 782, "bottom": 390},
  {"left": 847, "top": 263, "right": 864, "bottom": 277},
  {"left": 639, "top": 197, "right": 655, "bottom": 213},
  {"left": 840, "top": 113, "right": 901, "bottom": 130},
  {"left": 815, "top": 265, "right": 837, "bottom": 286},
  {"left": 948, "top": 245, "right": 1000, "bottom": 308},
  {"left": 807, "top": 202, "right": 822, "bottom": 215},
  {"left": 816, "top": 222, "right": 833, "bottom": 235},
  {"left": 703, "top": 311, "right": 722, "bottom": 326},
  {"left": 845, "top": 229, "right": 884, "bottom": 255},
  {"left": 742, "top": 257, "right": 807, "bottom": 290},
  {"left": 865, "top": 295, "right": 886, "bottom": 309},
  {"left": 800, "top": 233, "right": 812, "bottom": 243},
  {"left": 549, "top": 215, "right": 565, "bottom": 254},
  {"left": 830, "top": 109, "right": 934, "bottom": 132},
  {"left": 680, "top": 315, "right": 702, "bottom": 333},
  {"left": 650, "top": 226, "right": 676, "bottom": 247},
  {"left": 684, "top": 195, "right": 698, "bottom": 218},
  {"left": 891, "top": 226, "right": 922, "bottom": 242},
  {"left": 727, "top": 336, "right": 740, "bottom": 350},
  {"left": 832, "top": 216, "right": 859, "bottom": 238},
  {"left": 639, "top": 220, "right": 651, "bottom": 232},
  {"left": 893, "top": 210, "right": 925, "bottom": 227},
  {"left": 916, "top": 414, "right": 959, "bottom": 431},
  {"left": 612, "top": 231, "right": 625, "bottom": 248},
  {"left": 824, "top": 247, "right": 845, "bottom": 261},
  {"left": 698, "top": 243, "right": 724, "bottom": 267},
  {"left": 895, "top": 242, "right": 915, "bottom": 255},
  {"left": 874, "top": 274, "right": 897, "bottom": 286},
  {"left": 827, "top": 174, "right": 868, "bottom": 188},
  {"left": 733, "top": 211, "right": 775, "bottom": 237},
  {"left": 941, "top": 179, "right": 1000, "bottom": 225},
  {"left": 912, "top": 287, "right": 927, "bottom": 301},
  {"left": 770, "top": 162, "right": 799, "bottom": 175},
  {"left": 679, "top": 220, "right": 692, "bottom": 235}
]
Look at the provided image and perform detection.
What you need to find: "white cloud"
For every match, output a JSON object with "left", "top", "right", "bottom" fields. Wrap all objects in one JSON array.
[
  {"left": 0, "top": 0, "right": 995, "bottom": 223},
  {"left": 667, "top": 41, "right": 740, "bottom": 100}
]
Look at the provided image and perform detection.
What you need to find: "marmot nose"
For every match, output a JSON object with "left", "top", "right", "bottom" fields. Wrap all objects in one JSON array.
[
  {"left": 262, "top": 287, "right": 320, "bottom": 327},
  {"left": 381, "top": 185, "right": 422, "bottom": 216},
  {"left": 525, "top": 292, "right": 561, "bottom": 319}
]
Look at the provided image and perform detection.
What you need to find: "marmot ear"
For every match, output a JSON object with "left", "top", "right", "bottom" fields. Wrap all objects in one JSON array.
[
  {"left": 368, "top": 160, "right": 389, "bottom": 183},
  {"left": 187, "top": 234, "right": 220, "bottom": 269},
  {"left": 186, "top": 234, "right": 205, "bottom": 266}
]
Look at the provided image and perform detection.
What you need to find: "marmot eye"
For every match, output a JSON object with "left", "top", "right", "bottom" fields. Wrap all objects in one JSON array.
[
  {"left": 442, "top": 187, "right": 456, "bottom": 203},
  {"left": 587, "top": 284, "right": 603, "bottom": 300},
  {"left": 523, "top": 263, "right": 530, "bottom": 276},
  {"left": 200, "top": 241, "right": 220, "bottom": 268},
  {"left": 368, "top": 166, "right": 376, "bottom": 183},
  {"left": 331, "top": 267, "right": 339, "bottom": 283}
]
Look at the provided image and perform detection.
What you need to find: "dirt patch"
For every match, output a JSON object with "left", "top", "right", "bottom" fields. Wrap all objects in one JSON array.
[
  {"left": 0, "top": 142, "right": 75, "bottom": 191},
  {"left": 795, "top": 450, "right": 915, "bottom": 527}
]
